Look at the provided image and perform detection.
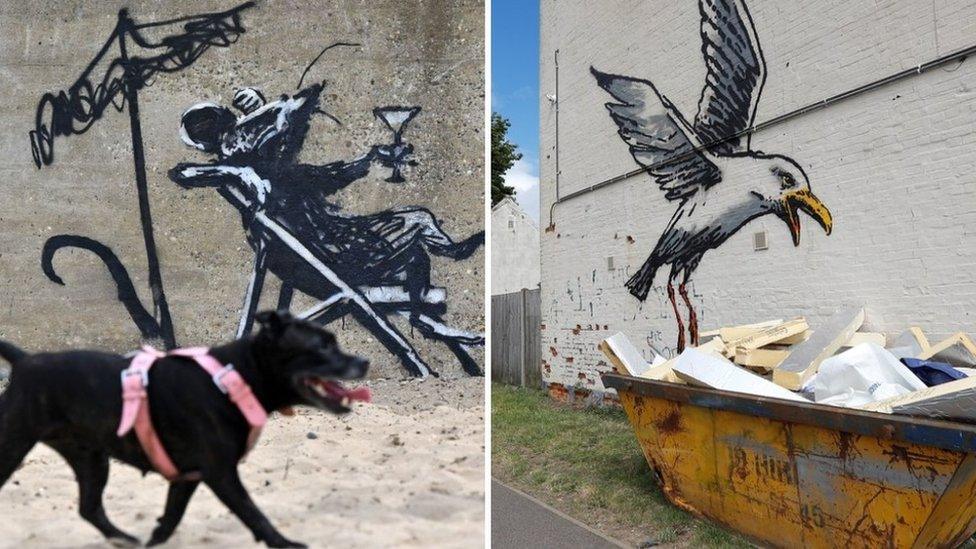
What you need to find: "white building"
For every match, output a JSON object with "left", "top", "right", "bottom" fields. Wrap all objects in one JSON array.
[
  {"left": 491, "top": 197, "right": 540, "bottom": 295},
  {"left": 540, "top": 0, "right": 976, "bottom": 394}
]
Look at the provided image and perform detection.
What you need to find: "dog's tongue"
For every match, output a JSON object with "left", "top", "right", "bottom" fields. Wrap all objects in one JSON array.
[{"left": 326, "top": 381, "right": 372, "bottom": 403}]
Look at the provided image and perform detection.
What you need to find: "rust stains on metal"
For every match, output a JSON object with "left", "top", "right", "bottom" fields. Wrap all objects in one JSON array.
[{"left": 656, "top": 408, "right": 683, "bottom": 435}]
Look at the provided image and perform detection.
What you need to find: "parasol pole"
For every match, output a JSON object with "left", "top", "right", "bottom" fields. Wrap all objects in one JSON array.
[{"left": 116, "top": 9, "right": 176, "bottom": 348}]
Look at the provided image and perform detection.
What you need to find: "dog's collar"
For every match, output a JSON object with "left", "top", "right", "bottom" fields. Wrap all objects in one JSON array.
[{"left": 117, "top": 346, "right": 268, "bottom": 481}]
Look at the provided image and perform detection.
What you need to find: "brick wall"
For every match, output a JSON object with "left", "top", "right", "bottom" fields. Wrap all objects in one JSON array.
[{"left": 539, "top": 0, "right": 976, "bottom": 392}]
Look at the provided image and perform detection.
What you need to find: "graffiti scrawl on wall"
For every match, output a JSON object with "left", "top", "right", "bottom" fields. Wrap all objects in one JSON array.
[
  {"left": 29, "top": 2, "right": 483, "bottom": 377},
  {"left": 592, "top": 0, "right": 833, "bottom": 352}
]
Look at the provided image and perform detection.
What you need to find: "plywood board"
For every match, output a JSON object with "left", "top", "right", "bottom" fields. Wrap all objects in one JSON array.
[{"left": 772, "top": 307, "right": 864, "bottom": 390}]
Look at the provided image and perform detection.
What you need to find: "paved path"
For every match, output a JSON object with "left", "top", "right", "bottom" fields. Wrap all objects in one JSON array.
[{"left": 491, "top": 479, "right": 627, "bottom": 549}]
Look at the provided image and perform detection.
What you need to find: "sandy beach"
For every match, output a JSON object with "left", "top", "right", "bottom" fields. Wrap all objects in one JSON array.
[{"left": 0, "top": 377, "right": 484, "bottom": 548}]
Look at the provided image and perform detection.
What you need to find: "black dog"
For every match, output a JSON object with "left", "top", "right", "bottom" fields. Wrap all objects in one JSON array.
[{"left": 0, "top": 311, "right": 368, "bottom": 547}]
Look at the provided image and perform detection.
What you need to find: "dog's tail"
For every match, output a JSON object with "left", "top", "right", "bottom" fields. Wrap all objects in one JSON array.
[
  {"left": 0, "top": 340, "right": 26, "bottom": 366},
  {"left": 41, "top": 234, "right": 162, "bottom": 341}
]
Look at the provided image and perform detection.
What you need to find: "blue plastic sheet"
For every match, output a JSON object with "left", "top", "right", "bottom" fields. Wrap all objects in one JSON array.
[{"left": 901, "top": 358, "right": 967, "bottom": 387}]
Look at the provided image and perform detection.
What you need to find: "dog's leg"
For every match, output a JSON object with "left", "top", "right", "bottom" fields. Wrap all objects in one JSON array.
[
  {"left": 146, "top": 481, "right": 200, "bottom": 546},
  {"left": 236, "top": 241, "right": 269, "bottom": 338},
  {"left": 0, "top": 398, "right": 37, "bottom": 491},
  {"left": 205, "top": 468, "right": 306, "bottom": 548},
  {"left": 55, "top": 445, "right": 139, "bottom": 545}
]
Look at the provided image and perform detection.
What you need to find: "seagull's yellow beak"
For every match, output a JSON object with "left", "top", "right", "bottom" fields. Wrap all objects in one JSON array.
[{"left": 781, "top": 189, "right": 832, "bottom": 246}]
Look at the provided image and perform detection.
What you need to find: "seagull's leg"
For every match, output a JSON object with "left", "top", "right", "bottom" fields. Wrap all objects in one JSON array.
[
  {"left": 678, "top": 273, "right": 699, "bottom": 347},
  {"left": 667, "top": 273, "right": 686, "bottom": 352}
]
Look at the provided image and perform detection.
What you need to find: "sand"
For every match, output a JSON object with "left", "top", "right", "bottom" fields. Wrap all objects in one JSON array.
[{"left": 0, "top": 377, "right": 485, "bottom": 548}]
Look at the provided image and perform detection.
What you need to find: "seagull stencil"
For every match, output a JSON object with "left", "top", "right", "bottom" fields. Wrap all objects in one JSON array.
[{"left": 592, "top": 0, "right": 833, "bottom": 352}]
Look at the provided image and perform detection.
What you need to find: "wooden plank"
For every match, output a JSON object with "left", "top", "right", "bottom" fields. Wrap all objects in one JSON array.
[
  {"left": 860, "top": 375, "right": 976, "bottom": 422},
  {"left": 919, "top": 332, "right": 976, "bottom": 369},
  {"left": 734, "top": 347, "right": 789, "bottom": 370},
  {"left": 726, "top": 318, "right": 808, "bottom": 352},
  {"left": 772, "top": 307, "right": 864, "bottom": 390}
]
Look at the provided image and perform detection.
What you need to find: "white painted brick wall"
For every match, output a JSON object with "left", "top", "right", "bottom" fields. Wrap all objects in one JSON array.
[{"left": 539, "top": 0, "right": 976, "bottom": 391}]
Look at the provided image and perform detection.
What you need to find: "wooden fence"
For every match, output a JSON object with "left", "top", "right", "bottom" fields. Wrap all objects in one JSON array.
[{"left": 490, "top": 288, "right": 541, "bottom": 388}]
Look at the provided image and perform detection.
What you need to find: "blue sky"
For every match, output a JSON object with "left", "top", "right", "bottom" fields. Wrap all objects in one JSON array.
[{"left": 491, "top": 0, "right": 540, "bottom": 223}]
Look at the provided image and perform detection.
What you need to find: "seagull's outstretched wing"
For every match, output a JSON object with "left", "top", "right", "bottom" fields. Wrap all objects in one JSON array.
[
  {"left": 592, "top": 68, "right": 721, "bottom": 201},
  {"left": 695, "top": 0, "right": 766, "bottom": 154}
]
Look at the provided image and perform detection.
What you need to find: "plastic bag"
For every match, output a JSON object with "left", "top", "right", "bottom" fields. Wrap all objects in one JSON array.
[{"left": 808, "top": 343, "right": 926, "bottom": 407}]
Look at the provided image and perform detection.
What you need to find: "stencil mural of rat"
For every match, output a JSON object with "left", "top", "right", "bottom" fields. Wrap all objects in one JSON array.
[{"left": 169, "top": 81, "right": 485, "bottom": 377}]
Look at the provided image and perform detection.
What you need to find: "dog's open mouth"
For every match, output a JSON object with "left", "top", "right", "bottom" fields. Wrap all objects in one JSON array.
[{"left": 298, "top": 375, "right": 372, "bottom": 413}]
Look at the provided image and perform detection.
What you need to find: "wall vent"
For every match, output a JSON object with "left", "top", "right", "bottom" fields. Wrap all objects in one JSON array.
[
  {"left": 607, "top": 256, "right": 615, "bottom": 270},
  {"left": 753, "top": 231, "right": 768, "bottom": 251}
]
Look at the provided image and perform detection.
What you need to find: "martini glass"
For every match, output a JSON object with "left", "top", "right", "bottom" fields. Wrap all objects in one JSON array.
[{"left": 373, "top": 106, "right": 421, "bottom": 182}]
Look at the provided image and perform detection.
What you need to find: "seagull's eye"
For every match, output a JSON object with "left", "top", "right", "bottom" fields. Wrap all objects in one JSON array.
[{"left": 780, "top": 172, "right": 796, "bottom": 190}]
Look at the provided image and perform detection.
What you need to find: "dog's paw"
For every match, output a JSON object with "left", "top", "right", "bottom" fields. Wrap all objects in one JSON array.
[
  {"left": 264, "top": 537, "right": 307, "bottom": 548},
  {"left": 106, "top": 534, "right": 141, "bottom": 548}
]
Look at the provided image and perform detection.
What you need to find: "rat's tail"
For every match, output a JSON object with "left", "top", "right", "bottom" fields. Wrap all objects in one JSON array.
[{"left": 0, "top": 340, "right": 26, "bottom": 366}]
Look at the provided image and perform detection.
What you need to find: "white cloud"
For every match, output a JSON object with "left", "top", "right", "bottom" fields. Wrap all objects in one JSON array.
[{"left": 503, "top": 158, "right": 540, "bottom": 224}]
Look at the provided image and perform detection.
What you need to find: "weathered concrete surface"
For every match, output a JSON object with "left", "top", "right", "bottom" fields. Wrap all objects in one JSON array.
[
  {"left": 0, "top": 0, "right": 484, "bottom": 378},
  {"left": 539, "top": 0, "right": 976, "bottom": 391}
]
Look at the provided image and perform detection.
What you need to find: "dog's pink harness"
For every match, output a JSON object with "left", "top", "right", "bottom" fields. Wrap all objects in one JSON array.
[{"left": 117, "top": 346, "right": 268, "bottom": 481}]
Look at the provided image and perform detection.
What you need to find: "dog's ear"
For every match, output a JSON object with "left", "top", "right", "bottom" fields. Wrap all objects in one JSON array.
[{"left": 255, "top": 310, "right": 293, "bottom": 335}]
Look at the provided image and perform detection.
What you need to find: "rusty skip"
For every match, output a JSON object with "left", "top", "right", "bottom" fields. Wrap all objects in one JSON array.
[{"left": 603, "top": 373, "right": 976, "bottom": 547}]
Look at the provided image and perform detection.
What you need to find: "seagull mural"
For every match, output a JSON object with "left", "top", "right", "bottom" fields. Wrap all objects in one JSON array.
[{"left": 591, "top": 0, "right": 833, "bottom": 352}]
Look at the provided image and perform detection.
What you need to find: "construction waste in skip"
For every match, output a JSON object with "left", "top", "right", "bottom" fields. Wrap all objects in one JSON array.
[
  {"left": 600, "top": 309, "right": 976, "bottom": 546},
  {"left": 601, "top": 307, "right": 976, "bottom": 420}
]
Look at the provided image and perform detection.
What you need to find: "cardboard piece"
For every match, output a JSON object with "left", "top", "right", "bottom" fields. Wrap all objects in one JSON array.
[
  {"left": 671, "top": 348, "right": 807, "bottom": 402},
  {"left": 773, "top": 307, "right": 864, "bottom": 390},
  {"left": 860, "top": 375, "right": 976, "bottom": 422},
  {"left": 919, "top": 333, "right": 976, "bottom": 369},
  {"left": 726, "top": 318, "right": 809, "bottom": 352},
  {"left": 599, "top": 332, "right": 664, "bottom": 376}
]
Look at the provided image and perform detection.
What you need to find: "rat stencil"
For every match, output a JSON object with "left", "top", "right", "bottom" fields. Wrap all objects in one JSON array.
[{"left": 169, "top": 82, "right": 485, "bottom": 377}]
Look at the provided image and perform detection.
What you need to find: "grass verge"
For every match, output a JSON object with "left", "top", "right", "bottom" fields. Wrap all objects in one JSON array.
[{"left": 491, "top": 383, "right": 747, "bottom": 548}]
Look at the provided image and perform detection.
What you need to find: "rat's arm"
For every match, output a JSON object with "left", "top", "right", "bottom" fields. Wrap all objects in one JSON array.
[
  {"left": 293, "top": 148, "right": 377, "bottom": 195},
  {"left": 168, "top": 163, "right": 272, "bottom": 204}
]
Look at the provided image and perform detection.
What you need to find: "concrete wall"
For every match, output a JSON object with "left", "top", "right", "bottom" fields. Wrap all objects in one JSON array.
[
  {"left": 0, "top": 0, "right": 484, "bottom": 378},
  {"left": 490, "top": 197, "right": 539, "bottom": 295},
  {"left": 540, "top": 0, "right": 976, "bottom": 392}
]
